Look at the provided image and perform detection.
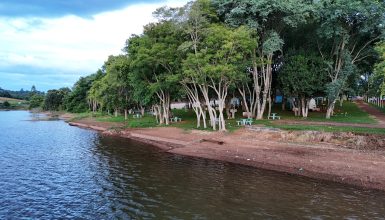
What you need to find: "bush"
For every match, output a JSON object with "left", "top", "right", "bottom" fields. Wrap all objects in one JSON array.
[{"left": 3, "top": 101, "right": 10, "bottom": 108}]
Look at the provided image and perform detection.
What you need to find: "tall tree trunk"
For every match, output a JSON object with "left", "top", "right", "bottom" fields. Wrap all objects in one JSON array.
[
  {"left": 281, "top": 96, "right": 285, "bottom": 111},
  {"left": 267, "top": 88, "right": 272, "bottom": 119},
  {"left": 225, "top": 99, "right": 231, "bottom": 119},
  {"left": 300, "top": 97, "right": 310, "bottom": 118},
  {"left": 154, "top": 104, "right": 163, "bottom": 124},
  {"left": 124, "top": 109, "right": 128, "bottom": 120},
  {"left": 156, "top": 90, "right": 171, "bottom": 125},
  {"left": 326, "top": 99, "right": 336, "bottom": 119},
  {"left": 267, "top": 95, "right": 272, "bottom": 119},
  {"left": 238, "top": 83, "right": 256, "bottom": 118},
  {"left": 182, "top": 82, "right": 206, "bottom": 128},
  {"left": 218, "top": 106, "right": 226, "bottom": 131},
  {"left": 201, "top": 102, "right": 207, "bottom": 128},
  {"left": 140, "top": 106, "right": 145, "bottom": 116},
  {"left": 210, "top": 79, "right": 229, "bottom": 131},
  {"left": 200, "top": 84, "right": 217, "bottom": 130},
  {"left": 290, "top": 98, "right": 299, "bottom": 116},
  {"left": 252, "top": 53, "right": 274, "bottom": 120}
]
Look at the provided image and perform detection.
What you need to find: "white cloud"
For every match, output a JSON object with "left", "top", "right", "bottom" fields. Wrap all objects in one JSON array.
[{"left": 0, "top": 0, "right": 188, "bottom": 90}]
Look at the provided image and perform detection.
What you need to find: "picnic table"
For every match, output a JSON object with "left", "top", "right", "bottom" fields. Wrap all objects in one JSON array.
[
  {"left": 236, "top": 118, "right": 253, "bottom": 126},
  {"left": 171, "top": 116, "right": 182, "bottom": 122},
  {"left": 133, "top": 114, "right": 142, "bottom": 118},
  {"left": 268, "top": 113, "right": 280, "bottom": 120}
]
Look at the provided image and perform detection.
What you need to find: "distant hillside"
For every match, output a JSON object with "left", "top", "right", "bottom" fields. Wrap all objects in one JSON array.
[
  {"left": 0, "top": 96, "right": 28, "bottom": 109},
  {"left": 0, "top": 97, "right": 25, "bottom": 102}
]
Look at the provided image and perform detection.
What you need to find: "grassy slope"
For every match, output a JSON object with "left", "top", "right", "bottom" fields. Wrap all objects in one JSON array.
[
  {"left": 0, "top": 97, "right": 28, "bottom": 109},
  {"left": 0, "top": 97, "right": 26, "bottom": 103}
]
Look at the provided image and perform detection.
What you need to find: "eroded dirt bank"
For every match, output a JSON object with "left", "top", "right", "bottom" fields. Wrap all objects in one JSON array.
[{"left": 68, "top": 119, "right": 385, "bottom": 191}]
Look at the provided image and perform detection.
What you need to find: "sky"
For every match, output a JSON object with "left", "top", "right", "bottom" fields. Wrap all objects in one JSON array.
[{"left": 0, "top": 0, "right": 188, "bottom": 91}]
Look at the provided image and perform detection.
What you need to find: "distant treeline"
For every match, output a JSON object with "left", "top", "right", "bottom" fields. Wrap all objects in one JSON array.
[{"left": 0, "top": 86, "right": 44, "bottom": 100}]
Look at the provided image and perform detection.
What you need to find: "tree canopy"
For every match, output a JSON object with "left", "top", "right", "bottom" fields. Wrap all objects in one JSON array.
[{"left": 34, "top": 0, "right": 385, "bottom": 129}]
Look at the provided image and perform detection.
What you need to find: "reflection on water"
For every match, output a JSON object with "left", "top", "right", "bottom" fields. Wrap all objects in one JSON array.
[{"left": 0, "top": 111, "right": 384, "bottom": 219}]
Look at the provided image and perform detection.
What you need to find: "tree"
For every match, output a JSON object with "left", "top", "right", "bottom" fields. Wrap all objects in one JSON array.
[
  {"left": 0, "top": 88, "right": 12, "bottom": 98},
  {"left": 126, "top": 20, "right": 183, "bottom": 125},
  {"left": 279, "top": 52, "right": 327, "bottom": 117},
  {"left": 64, "top": 72, "right": 103, "bottom": 113},
  {"left": 176, "top": 0, "right": 215, "bottom": 129},
  {"left": 3, "top": 101, "right": 11, "bottom": 108},
  {"left": 373, "top": 42, "right": 385, "bottom": 97},
  {"left": 213, "top": 0, "right": 313, "bottom": 119},
  {"left": 183, "top": 24, "right": 255, "bottom": 130},
  {"left": 43, "top": 88, "right": 69, "bottom": 111},
  {"left": 315, "top": 0, "right": 385, "bottom": 118},
  {"left": 88, "top": 55, "right": 132, "bottom": 118},
  {"left": 29, "top": 94, "right": 44, "bottom": 109}
]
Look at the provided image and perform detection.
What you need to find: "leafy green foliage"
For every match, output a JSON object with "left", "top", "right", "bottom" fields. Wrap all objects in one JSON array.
[
  {"left": 43, "top": 88, "right": 70, "bottom": 111},
  {"left": 315, "top": 0, "right": 385, "bottom": 110},
  {"left": 88, "top": 55, "right": 132, "bottom": 112},
  {"left": 29, "top": 94, "right": 44, "bottom": 109},
  {"left": 64, "top": 72, "right": 103, "bottom": 113},
  {"left": 279, "top": 52, "right": 327, "bottom": 98},
  {"left": 183, "top": 24, "right": 255, "bottom": 86},
  {"left": 2, "top": 101, "right": 10, "bottom": 108},
  {"left": 373, "top": 42, "right": 385, "bottom": 96}
]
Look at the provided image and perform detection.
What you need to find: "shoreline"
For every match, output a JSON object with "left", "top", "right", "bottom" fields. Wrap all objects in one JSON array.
[{"left": 67, "top": 119, "right": 385, "bottom": 192}]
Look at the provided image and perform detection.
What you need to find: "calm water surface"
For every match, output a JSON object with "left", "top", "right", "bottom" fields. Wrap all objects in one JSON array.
[{"left": 0, "top": 111, "right": 384, "bottom": 219}]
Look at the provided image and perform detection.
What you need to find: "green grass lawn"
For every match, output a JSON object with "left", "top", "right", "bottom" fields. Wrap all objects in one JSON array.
[
  {"left": 96, "top": 113, "right": 159, "bottom": 128},
  {"left": 75, "top": 101, "right": 382, "bottom": 135},
  {"left": 266, "top": 101, "right": 376, "bottom": 124}
]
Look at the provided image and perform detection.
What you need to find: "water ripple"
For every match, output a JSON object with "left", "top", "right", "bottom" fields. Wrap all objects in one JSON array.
[{"left": 0, "top": 111, "right": 384, "bottom": 219}]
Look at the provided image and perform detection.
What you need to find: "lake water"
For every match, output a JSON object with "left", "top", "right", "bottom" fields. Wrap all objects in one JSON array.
[{"left": 0, "top": 111, "right": 384, "bottom": 219}]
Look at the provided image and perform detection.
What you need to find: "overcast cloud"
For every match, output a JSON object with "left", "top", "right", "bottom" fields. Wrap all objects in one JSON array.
[{"left": 0, "top": 0, "right": 187, "bottom": 91}]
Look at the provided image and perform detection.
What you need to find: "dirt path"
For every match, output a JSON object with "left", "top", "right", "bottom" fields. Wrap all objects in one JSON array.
[
  {"left": 68, "top": 119, "right": 385, "bottom": 191},
  {"left": 355, "top": 101, "right": 385, "bottom": 125}
]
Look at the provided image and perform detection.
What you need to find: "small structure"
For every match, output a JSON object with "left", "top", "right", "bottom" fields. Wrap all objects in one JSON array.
[
  {"left": 229, "top": 108, "right": 237, "bottom": 119},
  {"left": 171, "top": 102, "right": 188, "bottom": 109},
  {"left": 275, "top": 95, "right": 283, "bottom": 103}
]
